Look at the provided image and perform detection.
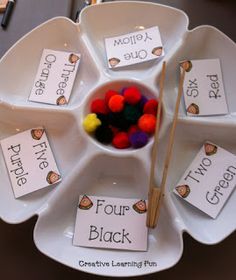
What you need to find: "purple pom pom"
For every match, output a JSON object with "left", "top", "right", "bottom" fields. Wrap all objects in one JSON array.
[
  {"left": 130, "top": 131, "right": 149, "bottom": 148},
  {"left": 120, "top": 87, "right": 127, "bottom": 95},
  {"left": 139, "top": 95, "right": 148, "bottom": 109}
]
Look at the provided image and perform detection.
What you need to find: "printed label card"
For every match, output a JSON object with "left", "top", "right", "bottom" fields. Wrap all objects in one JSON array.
[
  {"left": 105, "top": 26, "right": 164, "bottom": 68},
  {"left": 29, "top": 49, "right": 81, "bottom": 105},
  {"left": 180, "top": 59, "right": 228, "bottom": 116},
  {"left": 1, "top": 128, "right": 61, "bottom": 198},
  {"left": 174, "top": 142, "right": 236, "bottom": 218},
  {"left": 73, "top": 195, "right": 148, "bottom": 251}
]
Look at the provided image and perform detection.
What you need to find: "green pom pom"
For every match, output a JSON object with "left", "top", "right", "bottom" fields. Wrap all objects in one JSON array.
[
  {"left": 109, "top": 112, "right": 130, "bottom": 130},
  {"left": 123, "top": 104, "right": 142, "bottom": 124}
]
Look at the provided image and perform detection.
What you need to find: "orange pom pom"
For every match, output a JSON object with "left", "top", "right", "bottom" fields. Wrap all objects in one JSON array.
[
  {"left": 108, "top": 95, "right": 125, "bottom": 112},
  {"left": 105, "top": 90, "right": 119, "bottom": 105},
  {"left": 138, "top": 114, "right": 156, "bottom": 134}
]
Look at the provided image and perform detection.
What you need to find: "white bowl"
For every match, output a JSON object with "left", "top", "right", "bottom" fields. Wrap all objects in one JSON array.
[{"left": 0, "top": 1, "right": 235, "bottom": 277}]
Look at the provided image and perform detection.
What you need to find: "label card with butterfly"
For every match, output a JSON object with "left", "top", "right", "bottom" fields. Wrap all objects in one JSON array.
[
  {"left": 73, "top": 195, "right": 148, "bottom": 251},
  {"left": 29, "top": 49, "right": 81, "bottom": 106},
  {"left": 174, "top": 142, "right": 236, "bottom": 218},
  {"left": 0, "top": 127, "right": 61, "bottom": 198},
  {"left": 180, "top": 58, "right": 228, "bottom": 116},
  {"left": 105, "top": 26, "right": 164, "bottom": 69}
]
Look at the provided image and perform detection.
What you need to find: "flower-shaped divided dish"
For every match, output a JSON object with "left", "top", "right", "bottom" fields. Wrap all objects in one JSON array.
[{"left": 0, "top": 1, "right": 235, "bottom": 277}]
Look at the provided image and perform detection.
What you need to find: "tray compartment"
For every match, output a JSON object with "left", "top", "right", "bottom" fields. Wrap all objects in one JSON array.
[
  {"left": 80, "top": 1, "right": 188, "bottom": 79},
  {"left": 0, "top": 105, "right": 87, "bottom": 223},
  {"left": 81, "top": 78, "right": 167, "bottom": 153},
  {"left": 34, "top": 153, "right": 183, "bottom": 276},
  {"left": 0, "top": 17, "right": 100, "bottom": 109},
  {"left": 164, "top": 26, "right": 236, "bottom": 119},
  {"left": 164, "top": 120, "right": 236, "bottom": 244}
]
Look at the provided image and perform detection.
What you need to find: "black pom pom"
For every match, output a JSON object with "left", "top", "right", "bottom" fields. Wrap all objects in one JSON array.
[
  {"left": 96, "top": 113, "right": 110, "bottom": 126},
  {"left": 95, "top": 125, "right": 113, "bottom": 144},
  {"left": 108, "top": 112, "right": 131, "bottom": 130}
]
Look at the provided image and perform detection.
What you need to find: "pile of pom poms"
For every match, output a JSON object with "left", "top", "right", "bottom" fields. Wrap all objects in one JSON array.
[{"left": 83, "top": 86, "right": 158, "bottom": 149}]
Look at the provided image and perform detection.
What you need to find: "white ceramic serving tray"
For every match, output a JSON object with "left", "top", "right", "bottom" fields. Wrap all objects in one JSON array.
[{"left": 0, "top": 1, "right": 235, "bottom": 277}]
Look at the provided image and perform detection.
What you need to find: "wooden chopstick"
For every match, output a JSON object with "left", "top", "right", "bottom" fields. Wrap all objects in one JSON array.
[
  {"left": 146, "top": 61, "right": 166, "bottom": 227},
  {"left": 147, "top": 67, "right": 186, "bottom": 228}
]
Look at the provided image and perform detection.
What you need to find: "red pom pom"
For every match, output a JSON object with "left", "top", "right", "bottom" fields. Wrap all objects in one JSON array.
[
  {"left": 128, "top": 125, "right": 139, "bottom": 136},
  {"left": 105, "top": 90, "right": 119, "bottom": 105},
  {"left": 90, "top": 99, "right": 108, "bottom": 114},
  {"left": 143, "top": 99, "right": 158, "bottom": 115},
  {"left": 110, "top": 126, "right": 119, "bottom": 136},
  {"left": 112, "top": 132, "right": 130, "bottom": 149},
  {"left": 123, "top": 87, "right": 141, "bottom": 105},
  {"left": 138, "top": 114, "right": 156, "bottom": 134},
  {"left": 108, "top": 95, "right": 125, "bottom": 112}
]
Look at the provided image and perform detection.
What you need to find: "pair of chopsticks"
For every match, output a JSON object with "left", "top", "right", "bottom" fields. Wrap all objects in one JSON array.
[{"left": 146, "top": 62, "right": 186, "bottom": 228}]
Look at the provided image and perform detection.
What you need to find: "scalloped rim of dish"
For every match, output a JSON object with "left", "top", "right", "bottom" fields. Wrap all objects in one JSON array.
[{"left": 0, "top": 1, "right": 235, "bottom": 277}]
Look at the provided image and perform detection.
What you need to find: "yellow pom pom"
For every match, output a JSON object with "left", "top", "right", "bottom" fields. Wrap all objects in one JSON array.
[{"left": 83, "top": 113, "right": 101, "bottom": 133}]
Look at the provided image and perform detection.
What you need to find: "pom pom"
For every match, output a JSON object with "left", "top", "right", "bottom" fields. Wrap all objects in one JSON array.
[
  {"left": 128, "top": 125, "right": 139, "bottom": 136},
  {"left": 130, "top": 131, "right": 149, "bottom": 148},
  {"left": 95, "top": 125, "right": 113, "bottom": 144},
  {"left": 90, "top": 99, "right": 108, "bottom": 114},
  {"left": 83, "top": 113, "right": 101, "bottom": 133},
  {"left": 97, "top": 113, "right": 110, "bottom": 126},
  {"left": 105, "top": 90, "right": 119, "bottom": 104},
  {"left": 143, "top": 99, "right": 158, "bottom": 115},
  {"left": 110, "top": 126, "right": 119, "bottom": 136},
  {"left": 123, "top": 104, "right": 142, "bottom": 124},
  {"left": 108, "top": 95, "right": 125, "bottom": 112},
  {"left": 138, "top": 114, "right": 156, "bottom": 134},
  {"left": 120, "top": 87, "right": 127, "bottom": 95},
  {"left": 139, "top": 95, "right": 148, "bottom": 109},
  {"left": 123, "top": 87, "right": 142, "bottom": 105},
  {"left": 87, "top": 86, "right": 158, "bottom": 149},
  {"left": 109, "top": 112, "right": 130, "bottom": 130},
  {"left": 112, "top": 132, "right": 130, "bottom": 149}
]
